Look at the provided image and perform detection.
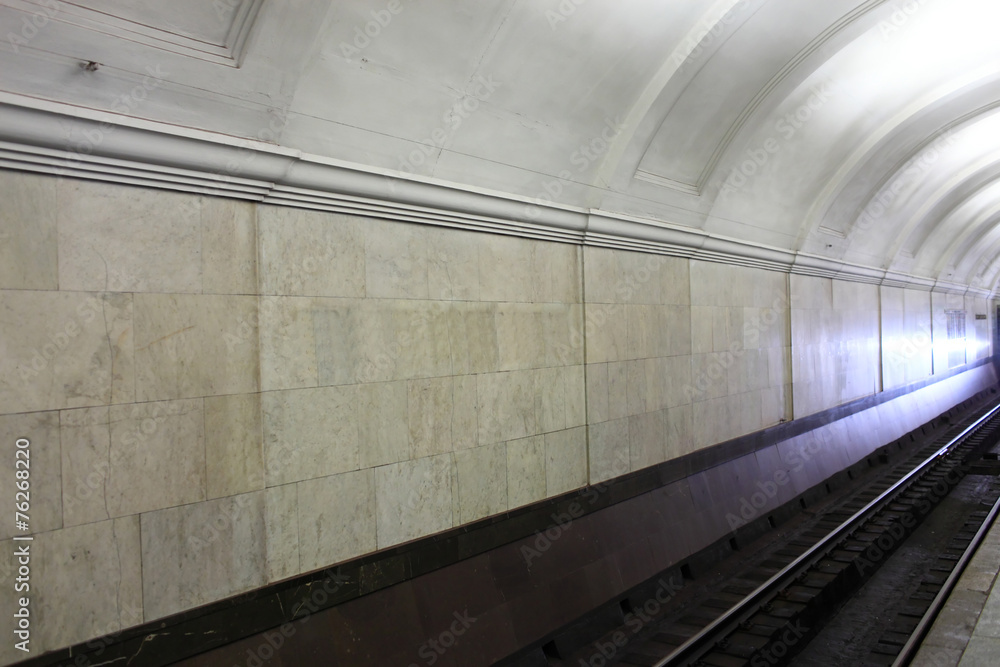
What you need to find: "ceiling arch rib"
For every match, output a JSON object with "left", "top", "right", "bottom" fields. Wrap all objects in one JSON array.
[
  {"left": 931, "top": 199, "right": 1000, "bottom": 278},
  {"left": 883, "top": 151, "right": 1000, "bottom": 273},
  {"left": 811, "top": 89, "right": 1000, "bottom": 263},
  {"left": 792, "top": 67, "right": 1000, "bottom": 253},
  {"left": 626, "top": 0, "right": 892, "bottom": 200},
  {"left": 594, "top": 0, "right": 762, "bottom": 195}
]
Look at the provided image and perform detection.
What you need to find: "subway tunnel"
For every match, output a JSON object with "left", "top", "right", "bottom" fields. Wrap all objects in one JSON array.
[{"left": 3, "top": 0, "right": 1000, "bottom": 665}]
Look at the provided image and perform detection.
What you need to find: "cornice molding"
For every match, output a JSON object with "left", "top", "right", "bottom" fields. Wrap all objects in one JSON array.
[{"left": 0, "top": 96, "right": 991, "bottom": 299}]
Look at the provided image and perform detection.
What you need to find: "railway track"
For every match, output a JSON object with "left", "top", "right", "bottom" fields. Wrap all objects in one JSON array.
[{"left": 533, "top": 391, "right": 1000, "bottom": 667}]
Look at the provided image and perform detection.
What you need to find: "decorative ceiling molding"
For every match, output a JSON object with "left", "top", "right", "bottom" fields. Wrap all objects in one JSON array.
[
  {"left": 0, "top": 96, "right": 990, "bottom": 298},
  {"left": 1, "top": 0, "right": 265, "bottom": 66},
  {"left": 634, "top": 0, "right": 889, "bottom": 195}
]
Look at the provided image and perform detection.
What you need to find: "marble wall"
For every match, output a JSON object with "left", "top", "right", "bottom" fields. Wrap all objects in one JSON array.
[
  {"left": 881, "top": 286, "right": 933, "bottom": 391},
  {"left": 0, "top": 172, "right": 994, "bottom": 661},
  {"left": 791, "top": 275, "right": 882, "bottom": 417},
  {"left": 0, "top": 174, "right": 590, "bottom": 661}
]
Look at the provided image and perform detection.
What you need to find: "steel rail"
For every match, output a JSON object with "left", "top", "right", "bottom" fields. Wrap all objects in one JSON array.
[
  {"left": 653, "top": 399, "right": 1000, "bottom": 667},
  {"left": 891, "top": 490, "right": 1000, "bottom": 666}
]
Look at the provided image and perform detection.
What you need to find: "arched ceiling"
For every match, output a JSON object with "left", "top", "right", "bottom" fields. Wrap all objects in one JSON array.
[{"left": 2, "top": 0, "right": 1000, "bottom": 292}]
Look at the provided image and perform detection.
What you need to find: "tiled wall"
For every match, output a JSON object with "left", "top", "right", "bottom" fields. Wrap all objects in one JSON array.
[
  {"left": 791, "top": 275, "right": 882, "bottom": 417},
  {"left": 0, "top": 172, "right": 994, "bottom": 661},
  {"left": 688, "top": 262, "right": 792, "bottom": 448},
  {"left": 0, "top": 174, "right": 590, "bottom": 662},
  {"left": 881, "top": 286, "right": 933, "bottom": 391},
  {"left": 582, "top": 248, "right": 694, "bottom": 483}
]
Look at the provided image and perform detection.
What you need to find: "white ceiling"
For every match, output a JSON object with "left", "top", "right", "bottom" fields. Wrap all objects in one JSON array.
[{"left": 3, "top": 0, "right": 1000, "bottom": 291}]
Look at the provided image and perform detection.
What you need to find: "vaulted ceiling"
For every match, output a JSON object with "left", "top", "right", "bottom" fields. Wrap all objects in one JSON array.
[{"left": 2, "top": 0, "right": 1000, "bottom": 293}]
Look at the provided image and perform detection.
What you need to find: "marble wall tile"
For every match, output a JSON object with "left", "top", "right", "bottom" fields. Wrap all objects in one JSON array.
[
  {"left": 322, "top": 298, "right": 388, "bottom": 386},
  {"left": 545, "top": 426, "right": 587, "bottom": 496},
  {"left": 141, "top": 492, "right": 266, "bottom": 620},
  {"left": 265, "top": 484, "right": 299, "bottom": 583},
  {"left": 365, "top": 219, "right": 429, "bottom": 299},
  {"left": 448, "top": 302, "right": 498, "bottom": 375},
  {"left": 359, "top": 381, "right": 410, "bottom": 468},
  {"left": 496, "top": 303, "right": 546, "bottom": 370},
  {"left": 582, "top": 247, "right": 618, "bottom": 304},
  {"left": 409, "top": 376, "right": 459, "bottom": 458},
  {"left": 607, "top": 361, "right": 629, "bottom": 421},
  {"left": 454, "top": 442, "right": 507, "bottom": 523},
  {"left": 659, "top": 256, "right": 691, "bottom": 306},
  {"left": 626, "top": 359, "right": 647, "bottom": 416},
  {"left": 258, "top": 206, "right": 364, "bottom": 298},
  {"left": 427, "top": 227, "right": 481, "bottom": 301},
  {"left": 375, "top": 454, "right": 454, "bottom": 548},
  {"left": 477, "top": 370, "right": 536, "bottom": 445},
  {"left": 666, "top": 305, "right": 693, "bottom": 357},
  {"left": 297, "top": 470, "right": 376, "bottom": 571},
  {"left": 629, "top": 410, "right": 666, "bottom": 472},
  {"left": 262, "top": 385, "right": 359, "bottom": 487},
  {"left": 565, "top": 364, "right": 587, "bottom": 428},
  {"left": 390, "top": 300, "right": 454, "bottom": 380},
  {"left": 259, "top": 296, "right": 320, "bottom": 391},
  {"left": 691, "top": 307, "right": 714, "bottom": 355},
  {"left": 548, "top": 304, "right": 585, "bottom": 366},
  {"left": 626, "top": 305, "right": 656, "bottom": 360},
  {"left": 0, "top": 171, "right": 58, "bottom": 290},
  {"left": 584, "top": 303, "right": 627, "bottom": 363},
  {"left": 35, "top": 516, "right": 142, "bottom": 650},
  {"left": 533, "top": 242, "right": 581, "bottom": 304},
  {"left": 0, "top": 411, "right": 61, "bottom": 538},
  {"left": 790, "top": 274, "right": 833, "bottom": 310},
  {"left": 534, "top": 366, "right": 568, "bottom": 434},
  {"left": 665, "top": 404, "right": 695, "bottom": 458},
  {"left": 60, "top": 407, "right": 110, "bottom": 528},
  {"left": 507, "top": 436, "right": 545, "bottom": 509},
  {"left": 478, "top": 235, "right": 536, "bottom": 302},
  {"left": 452, "top": 374, "right": 480, "bottom": 451},
  {"left": 1, "top": 291, "right": 134, "bottom": 414},
  {"left": 107, "top": 399, "right": 206, "bottom": 517},
  {"left": 205, "top": 393, "right": 264, "bottom": 500},
  {"left": 588, "top": 418, "right": 629, "bottom": 484},
  {"left": 586, "top": 363, "right": 610, "bottom": 424},
  {"left": 134, "top": 293, "right": 259, "bottom": 402},
  {"left": 57, "top": 180, "right": 202, "bottom": 293},
  {"left": 833, "top": 280, "right": 878, "bottom": 311},
  {"left": 202, "top": 198, "right": 257, "bottom": 295}
]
